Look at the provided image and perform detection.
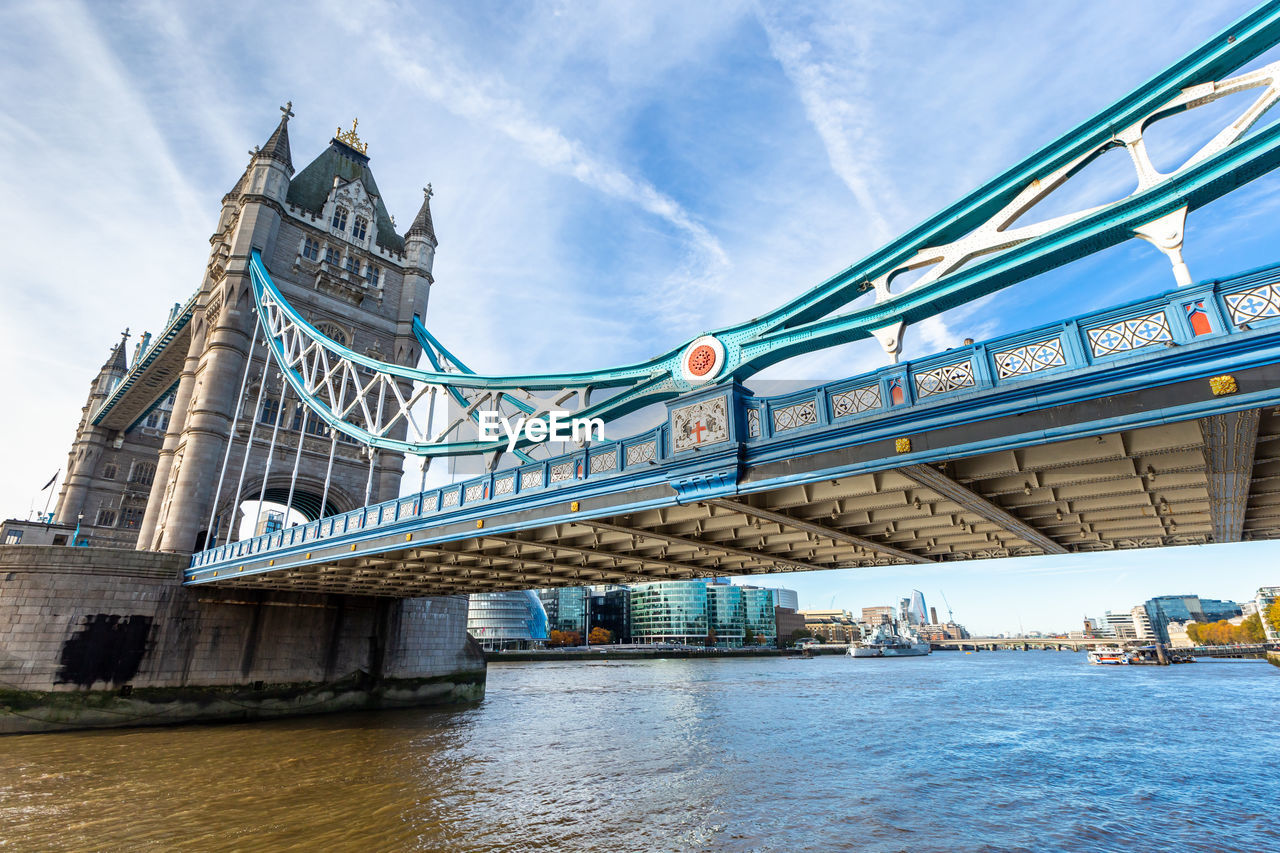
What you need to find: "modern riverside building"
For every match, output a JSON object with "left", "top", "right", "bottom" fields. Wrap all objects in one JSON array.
[
  {"left": 707, "top": 584, "right": 745, "bottom": 646},
  {"left": 537, "top": 587, "right": 587, "bottom": 634},
  {"left": 588, "top": 586, "right": 631, "bottom": 642},
  {"left": 742, "top": 587, "right": 778, "bottom": 646},
  {"left": 1142, "top": 595, "right": 1242, "bottom": 643},
  {"left": 1130, "top": 605, "right": 1156, "bottom": 640},
  {"left": 466, "top": 591, "right": 549, "bottom": 651},
  {"left": 628, "top": 580, "right": 778, "bottom": 647},
  {"left": 630, "top": 581, "right": 709, "bottom": 645},
  {"left": 1257, "top": 587, "right": 1280, "bottom": 642},
  {"left": 1102, "top": 611, "right": 1139, "bottom": 640},
  {"left": 768, "top": 588, "right": 799, "bottom": 611}
]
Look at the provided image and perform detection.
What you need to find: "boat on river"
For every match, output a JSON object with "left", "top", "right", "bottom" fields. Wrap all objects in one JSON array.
[
  {"left": 1087, "top": 645, "right": 1195, "bottom": 665},
  {"left": 1087, "top": 647, "right": 1130, "bottom": 665},
  {"left": 848, "top": 622, "right": 931, "bottom": 657}
]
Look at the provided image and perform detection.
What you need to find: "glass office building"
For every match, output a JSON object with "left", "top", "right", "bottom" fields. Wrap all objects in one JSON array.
[
  {"left": 631, "top": 581, "right": 709, "bottom": 645},
  {"left": 707, "top": 584, "right": 744, "bottom": 646},
  {"left": 742, "top": 587, "right": 778, "bottom": 645},
  {"left": 629, "top": 580, "right": 777, "bottom": 647},
  {"left": 537, "top": 587, "right": 587, "bottom": 634},
  {"left": 1142, "top": 595, "right": 1242, "bottom": 643},
  {"left": 467, "top": 591, "right": 549, "bottom": 650},
  {"left": 588, "top": 586, "right": 631, "bottom": 642},
  {"left": 768, "top": 588, "right": 799, "bottom": 611}
]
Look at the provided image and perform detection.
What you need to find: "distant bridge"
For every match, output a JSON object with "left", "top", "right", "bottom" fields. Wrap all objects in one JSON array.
[
  {"left": 935, "top": 638, "right": 1144, "bottom": 652},
  {"left": 933, "top": 639, "right": 1277, "bottom": 656}
]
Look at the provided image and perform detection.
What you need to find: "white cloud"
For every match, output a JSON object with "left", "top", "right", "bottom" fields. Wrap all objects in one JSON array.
[
  {"left": 323, "top": 0, "right": 730, "bottom": 311},
  {"left": 755, "top": 3, "right": 898, "bottom": 243}
]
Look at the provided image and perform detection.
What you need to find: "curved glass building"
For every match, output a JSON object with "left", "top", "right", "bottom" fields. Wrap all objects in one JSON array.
[{"left": 466, "top": 591, "right": 549, "bottom": 650}]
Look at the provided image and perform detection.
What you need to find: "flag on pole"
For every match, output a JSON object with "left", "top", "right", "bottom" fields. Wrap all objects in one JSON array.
[{"left": 41, "top": 470, "right": 59, "bottom": 490}]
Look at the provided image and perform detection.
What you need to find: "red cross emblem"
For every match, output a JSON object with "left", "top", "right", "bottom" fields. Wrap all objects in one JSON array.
[{"left": 689, "top": 420, "right": 708, "bottom": 443}]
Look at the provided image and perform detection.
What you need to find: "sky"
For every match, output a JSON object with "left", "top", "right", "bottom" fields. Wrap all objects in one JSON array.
[{"left": 1, "top": 0, "right": 1279, "bottom": 634}]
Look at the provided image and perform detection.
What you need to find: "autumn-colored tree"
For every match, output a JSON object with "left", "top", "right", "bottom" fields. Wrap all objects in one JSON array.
[
  {"left": 1267, "top": 599, "right": 1280, "bottom": 637},
  {"left": 588, "top": 627, "right": 612, "bottom": 645},
  {"left": 1242, "top": 613, "right": 1265, "bottom": 644},
  {"left": 547, "top": 630, "right": 582, "bottom": 647},
  {"left": 705, "top": 628, "right": 718, "bottom": 647},
  {"left": 1186, "top": 617, "right": 1264, "bottom": 646}
]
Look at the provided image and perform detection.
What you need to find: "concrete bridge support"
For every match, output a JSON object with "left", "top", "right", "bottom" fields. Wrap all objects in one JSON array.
[{"left": 0, "top": 546, "right": 484, "bottom": 733}]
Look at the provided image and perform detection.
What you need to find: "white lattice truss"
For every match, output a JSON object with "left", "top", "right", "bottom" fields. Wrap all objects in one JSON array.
[
  {"left": 257, "top": 282, "right": 601, "bottom": 466},
  {"left": 861, "top": 58, "right": 1280, "bottom": 358}
]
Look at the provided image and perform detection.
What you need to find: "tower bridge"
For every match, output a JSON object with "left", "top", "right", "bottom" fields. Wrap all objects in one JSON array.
[
  {"left": 183, "top": 261, "right": 1280, "bottom": 596},
  {"left": 44, "top": 4, "right": 1280, "bottom": 596}
]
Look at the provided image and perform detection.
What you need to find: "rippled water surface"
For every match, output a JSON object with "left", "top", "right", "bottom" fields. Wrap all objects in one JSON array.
[{"left": 2, "top": 653, "right": 1278, "bottom": 852}]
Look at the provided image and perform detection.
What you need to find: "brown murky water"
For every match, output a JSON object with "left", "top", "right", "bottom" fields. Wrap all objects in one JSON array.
[{"left": 2, "top": 656, "right": 1278, "bottom": 851}]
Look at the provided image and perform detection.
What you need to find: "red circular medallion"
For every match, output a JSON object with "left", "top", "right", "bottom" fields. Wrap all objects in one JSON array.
[{"left": 687, "top": 344, "right": 717, "bottom": 377}]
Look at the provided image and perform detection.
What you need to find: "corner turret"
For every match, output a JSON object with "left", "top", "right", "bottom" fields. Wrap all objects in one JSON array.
[
  {"left": 244, "top": 102, "right": 295, "bottom": 206},
  {"left": 97, "top": 329, "right": 130, "bottom": 395},
  {"left": 404, "top": 184, "right": 437, "bottom": 278}
]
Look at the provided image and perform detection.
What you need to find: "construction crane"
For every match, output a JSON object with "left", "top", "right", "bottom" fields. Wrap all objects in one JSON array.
[{"left": 939, "top": 591, "right": 955, "bottom": 623}]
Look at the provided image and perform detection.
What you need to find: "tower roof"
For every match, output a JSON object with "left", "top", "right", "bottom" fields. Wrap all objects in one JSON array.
[
  {"left": 286, "top": 128, "right": 404, "bottom": 253},
  {"left": 103, "top": 329, "right": 129, "bottom": 374},
  {"left": 259, "top": 102, "right": 294, "bottom": 174},
  {"left": 406, "top": 184, "right": 438, "bottom": 246},
  {"left": 223, "top": 152, "right": 253, "bottom": 202}
]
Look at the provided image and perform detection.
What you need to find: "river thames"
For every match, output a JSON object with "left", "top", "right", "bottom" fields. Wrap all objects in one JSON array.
[{"left": 2, "top": 652, "right": 1277, "bottom": 851}]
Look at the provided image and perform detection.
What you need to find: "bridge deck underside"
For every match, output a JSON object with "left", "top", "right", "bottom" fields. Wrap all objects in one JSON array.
[{"left": 194, "top": 405, "right": 1280, "bottom": 597}]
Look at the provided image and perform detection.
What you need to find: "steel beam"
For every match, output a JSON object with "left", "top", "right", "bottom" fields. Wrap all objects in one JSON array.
[
  {"left": 1200, "top": 409, "right": 1261, "bottom": 543},
  {"left": 480, "top": 534, "right": 713, "bottom": 579},
  {"left": 581, "top": 519, "right": 821, "bottom": 573},
  {"left": 708, "top": 498, "right": 930, "bottom": 565},
  {"left": 898, "top": 464, "right": 1069, "bottom": 555}
]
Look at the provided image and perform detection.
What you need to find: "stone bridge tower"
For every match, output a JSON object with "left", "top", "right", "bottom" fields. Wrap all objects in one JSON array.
[{"left": 137, "top": 107, "right": 438, "bottom": 552}]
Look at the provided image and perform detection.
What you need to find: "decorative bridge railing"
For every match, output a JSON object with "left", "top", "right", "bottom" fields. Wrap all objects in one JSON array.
[{"left": 188, "top": 260, "right": 1280, "bottom": 572}]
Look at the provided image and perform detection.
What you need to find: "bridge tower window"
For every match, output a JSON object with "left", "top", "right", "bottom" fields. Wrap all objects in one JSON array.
[
  {"left": 122, "top": 507, "right": 144, "bottom": 528},
  {"left": 331, "top": 206, "right": 349, "bottom": 232},
  {"left": 366, "top": 265, "right": 380, "bottom": 287},
  {"left": 101, "top": 462, "right": 117, "bottom": 480},
  {"left": 302, "top": 237, "right": 320, "bottom": 261},
  {"left": 352, "top": 215, "right": 368, "bottom": 241},
  {"left": 344, "top": 254, "right": 360, "bottom": 275},
  {"left": 315, "top": 322, "right": 348, "bottom": 346},
  {"left": 259, "top": 396, "right": 280, "bottom": 426},
  {"left": 291, "top": 404, "right": 327, "bottom": 434},
  {"left": 324, "top": 246, "right": 340, "bottom": 265},
  {"left": 96, "top": 508, "right": 118, "bottom": 527},
  {"left": 129, "top": 462, "right": 155, "bottom": 487}
]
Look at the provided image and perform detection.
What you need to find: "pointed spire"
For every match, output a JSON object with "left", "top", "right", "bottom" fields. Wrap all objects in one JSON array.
[
  {"left": 224, "top": 150, "right": 254, "bottom": 201},
  {"left": 259, "top": 101, "right": 294, "bottom": 174},
  {"left": 407, "top": 184, "right": 437, "bottom": 246},
  {"left": 103, "top": 328, "right": 130, "bottom": 374}
]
